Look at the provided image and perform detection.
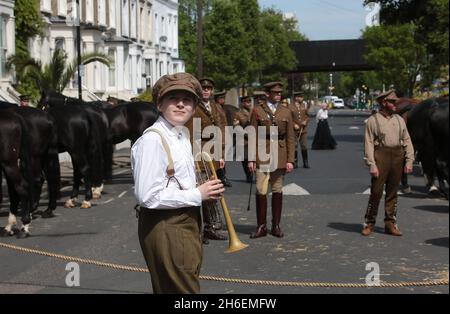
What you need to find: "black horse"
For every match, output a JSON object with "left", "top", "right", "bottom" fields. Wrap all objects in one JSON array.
[
  {"left": 44, "top": 92, "right": 113, "bottom": 184},
  {"left": 39, "top": 92, "right": 105, "bottom": 208},
  {"left": 405, "top": 97, "right": 449, "bottom": 199},
  {"left": 0, "top": 104, "right": 61, "bottom": 238},
  {"left": 104, "top": 101, "right": 159, "bottom": 145},
  {"left": 0, "top": 109, "right": 33, "bottom": 238}
]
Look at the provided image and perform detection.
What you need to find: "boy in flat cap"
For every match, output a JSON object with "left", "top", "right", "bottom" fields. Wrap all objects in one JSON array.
[
  {"left": 362, "top": 90, "right": 414, "bottom": 237},
  {"left": 248, "top": 82, "right": 296, "bottom": 239},
  {"left": 186, "top": 77, "right": 228, "bottom": 243},
  {"left": 132, "top": 73, "right": 225, "bottom": 294}
]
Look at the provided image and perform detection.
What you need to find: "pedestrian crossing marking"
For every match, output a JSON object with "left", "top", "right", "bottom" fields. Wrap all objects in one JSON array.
[{"left": 349, "top": 126, "right": 360, "bottom": 130}]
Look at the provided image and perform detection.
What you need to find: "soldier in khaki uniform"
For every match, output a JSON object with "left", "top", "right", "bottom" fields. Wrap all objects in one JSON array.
[
  {"left": 292, "top": 91, "right": 311, "bottom": 168},
  {"left": 248, "top": 82, "right": 296, "bottom": 238},
  {"left": 186, "top": 77, "right": 228, "bottom": 243},
  {"left": 214, "top": 90, "right": 233, "bottom": 187},
  {"left": 362, "top": 90, "right": 415, "bottom": 237},
  {"left": 234, "top": 95, "right": 253, "bottom": 183}
]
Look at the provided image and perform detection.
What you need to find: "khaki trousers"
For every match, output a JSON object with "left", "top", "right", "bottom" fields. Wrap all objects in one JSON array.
[
  {"left": 365, "top": 147, "right": 405, "bottom": 225},
  {"left": 256, "top": 169, "right": 286, "bottom": 195},
  {"left": 138, "top": 207, "right": 202, "bottom": 294}
]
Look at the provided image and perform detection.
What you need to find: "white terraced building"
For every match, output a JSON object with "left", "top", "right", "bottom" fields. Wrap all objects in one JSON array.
[
  {"left": 29, "top": 0, "right": 184, "bottom": 101},
  {"left": 0, "top": 0, "right": 19, "bottom": 103}
]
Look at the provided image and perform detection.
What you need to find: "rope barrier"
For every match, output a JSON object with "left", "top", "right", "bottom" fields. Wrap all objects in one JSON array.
[{"left": 1, "top": 241, "right": 448, "bottom": 289}]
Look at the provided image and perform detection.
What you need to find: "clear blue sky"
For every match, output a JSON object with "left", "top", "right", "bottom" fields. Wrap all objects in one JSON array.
[{"left": 258, "top": 0, "right": 369, "bottom": 40}]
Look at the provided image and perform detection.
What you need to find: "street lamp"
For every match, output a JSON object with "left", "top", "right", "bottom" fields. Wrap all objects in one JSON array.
[
  {"left": 329, "top": 73, "right": 333, "bottom": 96},
  {"left": 76, "top": 0, "right": 82, "bottom": 100}
]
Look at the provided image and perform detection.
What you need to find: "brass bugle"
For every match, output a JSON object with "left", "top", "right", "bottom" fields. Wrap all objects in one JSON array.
[{"left": 195, "top": 152, "right": 249, "bottom": 253}]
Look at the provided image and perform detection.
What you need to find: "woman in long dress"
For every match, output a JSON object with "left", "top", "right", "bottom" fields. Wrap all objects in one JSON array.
[{"left": 312, "top": 103, "right": 337, "bottom": 150}]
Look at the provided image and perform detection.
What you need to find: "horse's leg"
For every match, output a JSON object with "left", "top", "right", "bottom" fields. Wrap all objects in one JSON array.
[
  {"left": 41, "top": 151, "right": 61, "bottom": 218},
  {"left": 76, "top": 154, "right": 93, "bottom": 209},
  {"left": 29, "top": 158, "right": 43, "bottom": 216},
  {"left": 436, "top": 159, "right": 449, "bottom": 200},
  {"left": 1, "top": 163, "right": 31, "bottom": 238},
  {"left": 0, "top": 168, "right": 3, "bottom": 205},
  {"left": 104, "top": 139, "right": 114, "bottom": 181},
  {"left": 64, "top": 156, "right": 81, "bottom": 208}
]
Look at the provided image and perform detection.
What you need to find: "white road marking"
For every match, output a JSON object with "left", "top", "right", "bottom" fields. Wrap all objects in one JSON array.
[
  {"left": 274, "top": 183, "right": 311, "bottom": 196},
  {"left": 359, "top": 188, "right": 403, "bottom": 195},
  {"left": 114, "top": 169, "right": 130, "bottom": 175},
  {"left": 101, "top": 198, "right": 115, "bottom": 205},
  {"left": 349, "top": 126, "right": 360, "bottom": 130},
  {"left": 118, "top": 191, "right": 128, "bottom": 198}
]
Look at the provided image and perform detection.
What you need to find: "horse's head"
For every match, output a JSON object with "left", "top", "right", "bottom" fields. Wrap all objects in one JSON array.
[
  {"left": 393, "top": 98, "right": 420, "bottom": 115},
  {"left": 38, "top": 91, "right": 73, "bottom": 110}
]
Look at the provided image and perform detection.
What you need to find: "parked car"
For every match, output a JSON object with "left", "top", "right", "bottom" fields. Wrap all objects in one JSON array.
[{"left": 332, "top": 98, "right": 345, "bottom": 109}]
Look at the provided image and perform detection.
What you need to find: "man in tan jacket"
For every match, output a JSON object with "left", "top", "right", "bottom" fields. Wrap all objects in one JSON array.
[
  {"left": 248, "top": 82, "right": 296, "bottom": 239},
  {"left": 362, "top": 90, "right": 415, "bottom": 237}
]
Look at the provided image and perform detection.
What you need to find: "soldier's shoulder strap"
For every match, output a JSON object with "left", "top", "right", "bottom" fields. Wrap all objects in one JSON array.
[
  {"left": 393, "top": 114, "right": 405, "bottom": 146},
  {"left": 143, "top": 128, "right": 175, "bottom": 177},
  {"left": 373, "top": 113, "right": 385, "bottom": 145}
]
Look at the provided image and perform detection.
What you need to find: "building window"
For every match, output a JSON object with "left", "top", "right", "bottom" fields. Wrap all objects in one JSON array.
[
  {"left": 58, "top": 0, "right": 67, "bottom": 16},
  {"left": 98, "top": 0, "right": 106, "bottom": 25},
  {"left": 109, "top": 0, "right": 116, "bottom": 29},
  {"left": 108, "top": 49, "right": 116, "bottom": 87},
  {"left": 122, "top": 0, "right": 129, "bottom": 37},
  {"left": 145, "top": 59, "right": 152, "bottom": 77},
  {"left": 86, "top": 0, "right": 94, "bottom": 22},
  {"left": 55, "top": 38, "right": 65, "bottom": 51},
  {"left": 173, "top": 63, "right": 178, "bottom": 74},
  {"left": 41, "top": 0, "right": 52, "bottom": 12},
  {"left": 147, "top": 10, "right": 152, "bottom": 42},
  {"left": 0, "top": 16, "right": 7, "bottom": 78}
]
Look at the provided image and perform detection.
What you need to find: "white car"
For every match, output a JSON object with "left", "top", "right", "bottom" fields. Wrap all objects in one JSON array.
[{"left": 332, "top": 99, "right": 345, "bottom": 109}]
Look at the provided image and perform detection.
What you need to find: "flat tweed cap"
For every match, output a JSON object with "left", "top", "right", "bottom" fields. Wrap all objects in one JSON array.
[{"left": 153, "top": 73, "right": 203, "bottom": 104}]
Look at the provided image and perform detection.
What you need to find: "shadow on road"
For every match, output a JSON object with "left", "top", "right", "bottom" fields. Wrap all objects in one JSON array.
[
  {"left": 414, "top": 205, "right": 449, "bottom": 214},
  {"left": 233, "top": 224, "right": 257, "bottom": 236},
  {"left": 425, "top": 237, "right": 449, "bottom": 248},
  {"left": 333, "top": 134, "right": 364, "bottom": 143},
  {"left": 327, "top": 222, "right": 384, "bottom": 234}
]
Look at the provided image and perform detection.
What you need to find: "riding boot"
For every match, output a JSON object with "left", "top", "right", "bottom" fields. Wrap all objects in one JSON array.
[
  {"left": 250, "top": 195, "right": 268, "bottom": 239},
  {"left": 271, "top": 193, "right": 284, "bottom": 238},
  {"left": 202, "top": 201, "right": 227, "bottom": 241},
  {"left": 302, "top": 150, "right": 310, "bottom": 169}
]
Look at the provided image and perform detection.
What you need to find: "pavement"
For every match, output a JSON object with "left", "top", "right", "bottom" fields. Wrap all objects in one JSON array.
[{"left": 0, "top": 113, "right": 448, "bottom": 294}]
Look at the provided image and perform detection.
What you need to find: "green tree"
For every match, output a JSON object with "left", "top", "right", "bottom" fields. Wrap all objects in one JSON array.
[
  {"left": 14, "top": 0, "right": 44, "bottom": 55},
  {"left": 179, "top": 0, "right": 198, "bottom": 74},
  {"left": 364, "top": 0, "right": 449, "bottom": 89},
  {"left": 258, "top": 8, "right": 300, "bottom": 83},
  {"left": 203, "top": 0, "right": 249, "bottom": 89},
  {"left": 8, "top": 49, "right": 113, "bottom": 101},
  {"left": 179, "top": 0, "right": 305, "bottom": 88},
  {"left": 363, "top": 23, "right": 426, "bottom": 96}
]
